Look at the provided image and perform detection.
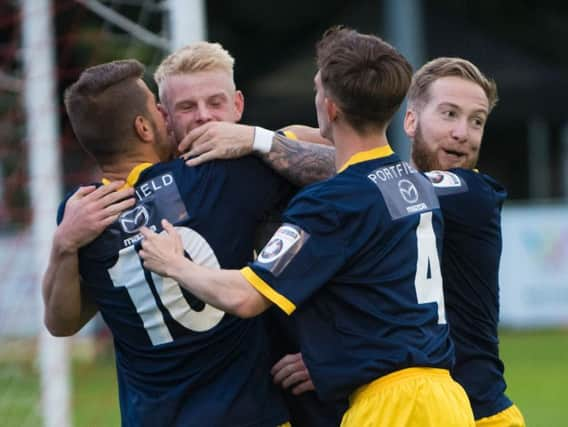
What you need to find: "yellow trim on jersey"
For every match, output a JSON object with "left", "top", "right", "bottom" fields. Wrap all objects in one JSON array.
[
  {"left": 240, "top": 267, "right": 296, "bottom": 315},
  {"left": 338, "top": 145, "right": 394, "bottom": 173},
  {"left": 101, "top": 162, "right": 153, "bottom": 189},
  {"left": 282, "top": 130, "right": 298, "bottom": 140}
]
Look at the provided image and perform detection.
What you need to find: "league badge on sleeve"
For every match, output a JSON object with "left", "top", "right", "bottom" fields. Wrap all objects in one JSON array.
[
  {"left": 425, "top": 170, "right": 462, "bottom": 187},
  {"left": 256, "top": 224, "right": 309, "bottom": 276},
  {"left": 425, "top": 170, "right": 468, "bottom": 196}
]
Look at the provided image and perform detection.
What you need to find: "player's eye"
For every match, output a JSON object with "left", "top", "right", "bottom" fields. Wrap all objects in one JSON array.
[
  {"left": 471, "top": 117, "right": 485, "bottom": 128},
  {"left": 208, "top": 96, "right": 226, "bottom": 108}
]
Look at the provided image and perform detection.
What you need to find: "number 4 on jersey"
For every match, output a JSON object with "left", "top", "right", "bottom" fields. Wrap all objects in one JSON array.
[{"left": 415, "top": 212, "right": 446, "bottom": 324}]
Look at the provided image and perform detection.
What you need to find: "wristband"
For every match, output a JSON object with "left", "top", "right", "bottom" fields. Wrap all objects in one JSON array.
[{"left": 252, "top": 127, "right": 274, "bottom": 153}]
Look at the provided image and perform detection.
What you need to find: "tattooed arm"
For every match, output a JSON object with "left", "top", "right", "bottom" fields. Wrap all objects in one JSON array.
[
  {"left": 180, "top": 122, "right": 336, "bottom": 186},
  {"left": 263, "top": 131, "right": 335, "bottom": 186},
  {"left": 279, "top": 124, "right": 333, "bottom": 146}
]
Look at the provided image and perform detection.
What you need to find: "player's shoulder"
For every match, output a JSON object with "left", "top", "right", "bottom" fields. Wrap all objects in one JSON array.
[
  {"left": 425, "top": 168, "right": 506, "bottom": 199},
  {"left": 197, "top": 154, "right": 288, "bottom": 187},
  {"left": 57, "top": 182, "right": 102, "bottom": 224},
  {"left": 453, "top": 168, "right": 507, "bottom": 204},
  {"left": 284, "top": 170, "right": 388, "bottom": 236},
  {"left": 290, "top": 173, "right": 349, "bottom": 207},
  {"left": 283, "top": 178, "right": 346, "bottom": 230},
  {"left": 143, "top": 156, "right": 275, "bottom": 186},
  {"left": 426, "top": 168, "right": 507, "bottom": 223},
  {"left": 138, "top": 158, "right": 186, "bottom": 182}
]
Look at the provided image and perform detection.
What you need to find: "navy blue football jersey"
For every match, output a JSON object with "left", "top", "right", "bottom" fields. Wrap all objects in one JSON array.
[
  {"left": 262, "top": 129, "right": 348, "bottom": 427},
  {"left": 242, "top": 146, "right": 454, "bottom": 401},
  {"left": 57, "top": 157, "right": 293, "bottom": 427},
  {"left": 265, "top": 308, "right": 348, "bottom": 427},
  {"left": 425, "top": 168, "right": 513, "bottom": 420}
]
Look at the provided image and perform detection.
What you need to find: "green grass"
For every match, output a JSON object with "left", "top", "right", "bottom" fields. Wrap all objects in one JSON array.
[
  {"left": 0, "top": 329, "right": 566, "bottom": 426},
  {"left": 499, "top": 328, "right": 568, "bottom": 427},
  {"left": 0, "top": 350, "right": 119, "bottom": 427},
  {"left": 71, "top": 353, "right": 120, "bottom": 426},
  {"left": 0, "top": 359, "right": 41, "bottom": 427}
]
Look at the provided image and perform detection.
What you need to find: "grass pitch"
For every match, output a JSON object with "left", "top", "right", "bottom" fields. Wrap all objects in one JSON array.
[{"left": 0, "top": 328, "right": 566, "bottom": 426}]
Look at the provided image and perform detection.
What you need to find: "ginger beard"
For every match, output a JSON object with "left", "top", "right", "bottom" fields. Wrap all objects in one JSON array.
[{"left": 411, "top": 120, "right": 480, "bottom": 172}]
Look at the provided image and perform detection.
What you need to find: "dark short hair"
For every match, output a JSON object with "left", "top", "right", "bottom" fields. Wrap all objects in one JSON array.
[
  {"left": 64, "top": 59, "right": 150, "bottom": 163},
  {"left": 316, "top": 26, "right": 412, "bottom": 132},
  {"left": 407, "top": 57, "right": 498, "bottom": 112}
]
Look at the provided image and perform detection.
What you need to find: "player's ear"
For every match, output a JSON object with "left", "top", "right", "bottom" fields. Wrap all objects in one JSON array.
[
  {"left": 404, "top": 109, "right": 417, "bottom": 138},
  {"left": 325, "top": 97, "right": 338, "bottom": 122},
  {"left": 134, "top": 115, "right": 153, "bottom": 143},
  {"left": 234, "top": 90, "right": 244, "bottom": 122}
]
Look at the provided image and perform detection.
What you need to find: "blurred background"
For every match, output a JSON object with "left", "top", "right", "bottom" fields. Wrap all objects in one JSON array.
[{"left": 0, "top": 1, "right": 567, "bottom": 426}]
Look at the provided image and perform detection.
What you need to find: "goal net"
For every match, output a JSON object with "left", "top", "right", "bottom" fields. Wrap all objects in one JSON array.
[{"left": 0, "top": 1, "right": 202, "bottom": 425}]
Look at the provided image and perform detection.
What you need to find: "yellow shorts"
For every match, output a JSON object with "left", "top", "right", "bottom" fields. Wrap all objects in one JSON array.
[
  {"left": 475, "top": 404, "right": 525, "bottom": 427},
  {"left": 340, "top": 367, "right": 475, "bottom": 427},
  {"left": 278, "top": 423, "right": 291, "bottom": 427}
]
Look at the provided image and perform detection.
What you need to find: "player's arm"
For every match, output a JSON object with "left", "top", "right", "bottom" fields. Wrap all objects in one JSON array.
[
  {"left": 262, "top": 131, "right": 335, "bottom": 187},
  {"left": 180, "top": 122, "right": 335, "bottom": 187},
  {"left": 43, "top": 183, "right": 135, "bottom": 336},
  {"left": 139, "top": 220, "right": 272, "bottom": 318},
  {"left": 43, "top": 231, "right": 97, "bottom": 336},
  {"left": 280, "top": 124, "right": 332, "bottom": 146}
]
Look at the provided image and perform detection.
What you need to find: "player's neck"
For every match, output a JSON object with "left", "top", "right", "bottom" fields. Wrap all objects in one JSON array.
[
  {"left": 332, "top": 125, "right": 389, "bottom": 170},
  {"left": 100, "top": 152, "right": 160, "bottom": 183}
]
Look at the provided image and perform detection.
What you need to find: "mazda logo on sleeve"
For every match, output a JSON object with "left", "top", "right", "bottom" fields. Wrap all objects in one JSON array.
[
  {"left": 119, "top": 205, "right": 150, "bottom": 233},
  {"left": 398, "top": 179, "right": 419, "bottom": 204}
]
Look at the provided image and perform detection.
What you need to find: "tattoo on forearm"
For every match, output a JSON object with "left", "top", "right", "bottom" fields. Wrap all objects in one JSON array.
[
  {"left": 227, "top": 145, "right": 250, "bottom": 159},
  {"left": 262, "top": 134, "right": 335, "bottom": 186}
]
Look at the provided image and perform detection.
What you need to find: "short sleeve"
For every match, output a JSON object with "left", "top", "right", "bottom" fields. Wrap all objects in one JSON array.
[{"left": 241, "top": 187, "right": 349, "bottom": 314}]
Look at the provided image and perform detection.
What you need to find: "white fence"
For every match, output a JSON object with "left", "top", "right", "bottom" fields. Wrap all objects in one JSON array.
[{"left": 500, "top": 204, "right": 568, "bottom": 327}]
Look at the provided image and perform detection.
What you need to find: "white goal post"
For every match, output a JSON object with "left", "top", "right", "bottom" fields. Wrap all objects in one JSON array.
[{"left": 18, "top": 0, "right": 206, "bottom": 425}]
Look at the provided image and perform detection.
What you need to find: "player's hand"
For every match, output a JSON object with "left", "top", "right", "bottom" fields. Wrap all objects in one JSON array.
[
  {"left": 55, "top": 181, "right": 135, "bottom": 252},
  {"left": 179, "top": 122, "right": 255, "bottom": 166},
  {"left": 139, "top": 219, "right": 185, "bottom": 277},
  {"left": 271, "top": 352, "right": 315, "bottom": 395}
]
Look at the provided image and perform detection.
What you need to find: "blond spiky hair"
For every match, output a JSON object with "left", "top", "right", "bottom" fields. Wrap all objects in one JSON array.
[{"left": 154, "top": 41, "right": 236, "bottom": 101}]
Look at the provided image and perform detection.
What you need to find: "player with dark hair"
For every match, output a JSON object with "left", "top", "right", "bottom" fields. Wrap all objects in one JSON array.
[
  {"left": 43, "top": 58, "right": 293, "bottom": 427},
  {"left": 182, "top": 56, "right": 525, "bottom": 427},
  {"left": 138, "top": 27, "right": 475, "bottom": 426}
]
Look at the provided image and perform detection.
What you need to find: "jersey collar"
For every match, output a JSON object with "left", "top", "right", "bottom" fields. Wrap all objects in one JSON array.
[
  {"left": 338, "top": 145, "right": 394, "bottom": 173},
  {"left": 101, "top": 162, "right": 153, "bottom": 189}
]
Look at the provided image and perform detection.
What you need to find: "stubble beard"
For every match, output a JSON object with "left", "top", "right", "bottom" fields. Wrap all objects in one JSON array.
[
  {"left": 151, "top": 120, "right": 176, "bottom": 161},
  {"left": 411, "top": 123, "right": 479, "bottom": 172},
  {"left": 411, "top": 125, "right": 443, "bottom": 172}
]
